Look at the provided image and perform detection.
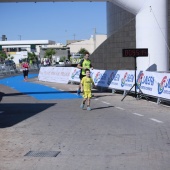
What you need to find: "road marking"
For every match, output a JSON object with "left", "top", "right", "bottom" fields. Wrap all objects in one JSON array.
[
  {"left": 52, "top": 87, "right": 56, "bottom": 89},
  {"left": 149, "top": 101, "right": 170, "bottom": 108},
  {"left": 132, "top": 113, "right": 144, "bottom": 117},
  {"left": 160, "top": 104, "right": 170, "bottom": 108},
  {"left": 149, "top": 101, "right": 156, "bottom": 104},
  {"left": 59, "top": 89, "right": 64, "bottom": 91},
  {"left": 0, "top": 111, "right": 4, "bottom": 114},
  {"left": 150, "top": 118, "right": 163, "bottom": 123},
  {"left": 115, "top": 107, "right": 125, "bottom": 110},
  {"left": 102, "top": 101, "right": 110, "bottom": 105},
  {"left": 95, "top": 98, "right": 99, "bottom": 100}
]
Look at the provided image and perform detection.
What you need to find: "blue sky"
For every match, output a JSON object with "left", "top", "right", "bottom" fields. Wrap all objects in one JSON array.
[{"left": 0, "top": 2, "right": 106, "bottom": 44}]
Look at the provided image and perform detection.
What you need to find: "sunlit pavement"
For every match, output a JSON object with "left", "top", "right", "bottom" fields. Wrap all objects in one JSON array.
[{"left": 0, "top": 74, "right": 170, "bottom": 170}]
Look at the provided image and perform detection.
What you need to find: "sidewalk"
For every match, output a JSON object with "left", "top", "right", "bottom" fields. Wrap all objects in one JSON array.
[{"left": 0, "top": 74, "right": 170, "bottom": 170}]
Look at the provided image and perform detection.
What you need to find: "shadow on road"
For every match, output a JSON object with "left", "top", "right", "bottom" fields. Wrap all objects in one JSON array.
[
  {"left": 0, "top": 103, "right": 56, "bottom": 128},
  {"left": 92, "top": 106, "right": 114, "bottom": 110}
]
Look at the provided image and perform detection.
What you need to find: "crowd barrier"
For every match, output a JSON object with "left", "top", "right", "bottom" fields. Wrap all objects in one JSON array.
[
  {"left": 0, "top": 64, "right": 40, "bottom": 76},
  {"left": 38, "top": 67, "right": 170, "bottom": 104},
  {"left": 0, "top": 65, "right": 17, "bottom": 75}
]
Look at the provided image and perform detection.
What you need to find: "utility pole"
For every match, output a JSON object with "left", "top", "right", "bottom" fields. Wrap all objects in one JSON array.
[
  {"left": 65, "top": 30, "right": 67, "bottom": 44},
  {"left": 18, "top": 35, "right": 21, "bottom": 40},
  {"left": 93, "top": 28, "right": 96, "bottom": 50},
  {"left": 73, "top": 34, "right": 76, "bottom": 40}
]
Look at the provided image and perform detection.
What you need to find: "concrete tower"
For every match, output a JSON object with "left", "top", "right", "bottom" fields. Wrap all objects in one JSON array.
[{"left": 110, "top": 0, "right": 168, "bottom": 71}]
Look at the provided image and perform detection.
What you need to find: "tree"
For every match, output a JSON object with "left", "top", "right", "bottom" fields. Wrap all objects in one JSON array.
[
  {"left": 59, "top": 56, "right": 66, "bottom": 62},
  {"left": 0, "top": 51, "right": 7, "bottom": 62},
  {"left": 44, "top": 49, "right": 56, "bottom": 63},
  {"left": 7, "top": 54, "right": 14, "bottom": 61},
  {"left": 78, "top": 48, "right": 89, "bottom": 55},
  {"left": 28, "top": 52, "right": 37, "bottom": 64}
]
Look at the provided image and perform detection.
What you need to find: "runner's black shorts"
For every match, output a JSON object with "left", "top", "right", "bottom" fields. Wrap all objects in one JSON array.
[{"left": 79, "top": 74, "right": 86, "bottom": 80}]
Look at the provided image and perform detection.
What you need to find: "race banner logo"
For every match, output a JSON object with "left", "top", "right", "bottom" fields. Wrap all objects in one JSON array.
[
  {"left": 71, "top": 69, "right": 80, "bottom": 79},
  {"left": 94, "top": 72, "right": 102, "bottom": 84},
  {"left": 121, "top": 72, "right": 128, "bottom": 87},
  {"left": 137, "top": 71, "right": 144, "bottom": 88},
  {"left": 158, "top": 76, "right": 167, "bottom": 94}
]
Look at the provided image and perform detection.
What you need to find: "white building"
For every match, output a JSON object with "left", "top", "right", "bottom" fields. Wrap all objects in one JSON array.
[
  {"left": 67, "top": 34, "right": 107, "bottom": 55},
  {"left": 0, "top": 40, "right": 55, "bottom": 64}
]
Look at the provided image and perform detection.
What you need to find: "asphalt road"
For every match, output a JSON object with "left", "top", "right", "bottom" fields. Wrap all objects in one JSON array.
[{"left": 0, "top": 74, "right": 170, "bottom": 170}]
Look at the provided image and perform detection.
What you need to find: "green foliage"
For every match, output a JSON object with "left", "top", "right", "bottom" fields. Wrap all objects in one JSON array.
[
  {"left": 28, "top": 52, "right": 37, "bottom": 63},
  {"left": 0, "top": 51, "right": 7, "bottom": 61},
  {"left": 44, "top": 49, "right": 56, "bottom": 61},
  {"left": 22, "top": 58, "right": 28, "bottom": 62},
  {"left": 59, "top": 56, "right": 66, "bottom": 62},
  {"left": 78, "top": 48, "right": 89, "bottom": 55},
  {"left": 7, "top": 54, "right": 14, "bottom": 61}
]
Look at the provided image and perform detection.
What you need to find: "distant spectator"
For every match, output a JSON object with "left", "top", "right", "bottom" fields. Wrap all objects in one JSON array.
[
  {"left": 22, "top": 61, "right": 29, "bottom": 81},
  {"left": 46, "top": 59, "right": 50, "bottom": 66},
  {"left": 29, "top": 60, "right": 33, "bottom": 65}
]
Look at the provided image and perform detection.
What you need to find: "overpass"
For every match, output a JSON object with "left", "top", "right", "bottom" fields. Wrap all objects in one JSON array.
[{"left": 0, "top": 0, "right": 169, "bottom": 71}]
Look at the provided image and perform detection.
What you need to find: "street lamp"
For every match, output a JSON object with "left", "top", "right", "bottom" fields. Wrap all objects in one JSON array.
[{"left": 18, "top": 35, "right": 21, "bottom": 40}]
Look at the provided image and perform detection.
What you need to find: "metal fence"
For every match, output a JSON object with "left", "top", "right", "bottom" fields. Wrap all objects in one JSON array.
[{"left": 0, "top": 64, "right": 39, "bottom": 76}]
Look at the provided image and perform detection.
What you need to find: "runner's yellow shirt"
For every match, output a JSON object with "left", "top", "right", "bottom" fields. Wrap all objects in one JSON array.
[
  {"left": 81, "top": 77, "right": 94, "bottom": 92},
  {"left": 80, "top": 59, "right": 92, "bottom": 75}
]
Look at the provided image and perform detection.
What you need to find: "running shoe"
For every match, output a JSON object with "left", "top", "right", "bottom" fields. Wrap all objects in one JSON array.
[
  {"left": 87, "top": 107, "right": 91, "bottom": 111},
  {"left": 80, "top": 103, "right": 85, "bottom": 109}
]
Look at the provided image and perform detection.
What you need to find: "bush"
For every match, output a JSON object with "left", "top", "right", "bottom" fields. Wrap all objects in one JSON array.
[{"left": 59, "top": 56, "right": 66, "bottom": 62}]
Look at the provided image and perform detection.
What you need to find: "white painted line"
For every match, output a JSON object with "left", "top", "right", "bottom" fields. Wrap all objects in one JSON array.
[
  {"left": 0, "top": 111, "right": 4, "bottom": 114},
  {"left": 160, "top": 104, "right": 170, "bottom": 108},
  {"left": 59, "top": 89, "right": 64, "bottom": 91},
  {"left": 150, "top": 118, "right": 163, "bottom": 123},
  {"left": 102, "top": 101, "right": 110, "bottom": 105},
  {"left": 149, "top": 101, "right": 156, "bottom": 104},
  {"left": 52, "top": 87, "right": 56, "bottom": 89},
  {"left": 132, "top": 113, "right": 144, "bottom": 117},
  {"left": 115, "top": 107, "right": 125, "bottom": 110},
  {"left": 149, "top": 101, "right": 170, "bottom": 108},
  {"left": 95, "top": 98, "right": 99, "bottom": 100}
]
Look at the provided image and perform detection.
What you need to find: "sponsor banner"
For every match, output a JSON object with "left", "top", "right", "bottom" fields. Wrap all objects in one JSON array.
[
  {"left": 153, "top": 72, "right": 170, "bottom": 99},
  {"left": 38, "top": 67, "right": 72, "bottom": 84},
  {"left": 68, "top": 67, "right": 81, "bottom": 82},
  {"left": 38, "top": 67, "right": 170, "bottom": 100},
  {"left": 91, "top": 69, "right": 107, "bottom": 87},
  {"left": 121, "top": 70, "right": 170, "bottom": 100},
  {"left": 135, "top": 71, "right": 155, "bottom": 96},
  {"left": 108, "top": 70, "right": 135, "bottom": 90},
  {"left": 69, "top": 68, "right": 109, "bottom": 85}
]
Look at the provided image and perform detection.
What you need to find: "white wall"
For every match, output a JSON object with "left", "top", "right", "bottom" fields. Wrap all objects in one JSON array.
[
  {"left": 67, "top": 34, "right": 107, "bottom": 54},
  {"left": 9, "top": 51, "right": 28, "bottom": 64}
]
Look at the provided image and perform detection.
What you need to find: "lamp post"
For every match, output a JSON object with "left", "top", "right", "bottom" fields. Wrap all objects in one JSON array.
[{"left": 18, "top": 35, "right": 21, "bottom": 40}]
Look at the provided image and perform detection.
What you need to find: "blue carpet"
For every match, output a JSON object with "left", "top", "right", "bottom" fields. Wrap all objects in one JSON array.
[{"left": 0, "top": 74, "right": 82, "bottom": 100}]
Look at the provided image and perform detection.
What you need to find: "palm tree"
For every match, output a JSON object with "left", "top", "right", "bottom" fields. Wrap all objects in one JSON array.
[
  {"left": 78, "top": 48, "right": 89, "bottom": 55},
  {"left": 0, "top": 51, "right": 7, "bottom": 63},
  {"left": 28, "top": 52, "right": 37, "bottom": 64},
  {"left": 7, "top": 54, "right": 14, "bottom": 61},
  {"left": 44, "top": 49, "right": 56, "bottom": 64}
]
